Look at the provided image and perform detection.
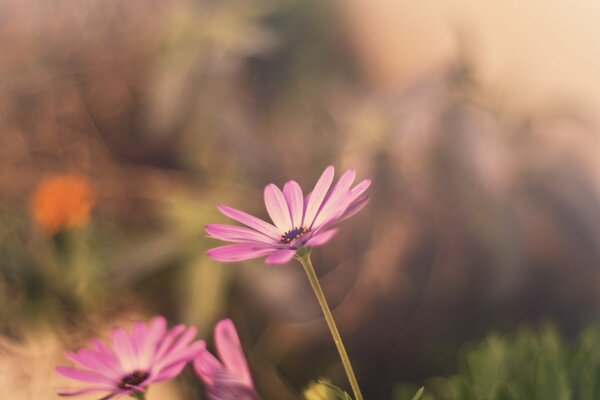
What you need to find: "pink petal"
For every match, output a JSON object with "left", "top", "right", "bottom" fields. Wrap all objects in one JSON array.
[
  {"left": 111, "top": 328, "right": 137, "bottom": 371},
  {"left": 283, "top": 181, "right": 304, "bottom": 228},
  {"left": 303, "top": 166, "right": 335, "bottom": 228},
  {"left": 87, "top": 340, "right": 125, "bottom": 378},
  {"left": 214, "top": 319, "right": 253, "bottom": 387},
  {"left": 325, "top": 169, "right": 356, "bottom": 203},
  {"left": 218, "top": 205, "right": 281, "bottom": 239},
  {"left": 264, "top": 184, "right": 292, "bottom": 233},
  {"left": 66, "top": 350, "right": 121, "bottom": 379},
  {"left": 194, "top": 348, "right": 225, "bottom": 386},
  {"left": 153, "top": 327, "right": 200, "bottom": 370},
  {"left": 340, "top": 196, "right": 370, "bottom": 222},
  {"left": 306, "top": 229, "right": 338, "bottom": 246},
  {"left": 131, "top": 322, "right": 147, "bottom": 363},
  {"left": 283, "top": 180, "right": 304, "bottom": 228},
  {"left": 350, "top": 179, "right": 372, "bottom": 198},
  {"left": 55, "top": 367, "right": 115, "bottom": 385},
  {"left": 335, "top": 179, "right": 371, "bottom": 218},
  {"left": 206, "top": 224, "right": 276, "bottom": 244},
  {"left": 151, "top": 362, "right": 187, "bottom": 383},
  {"left": 312, "top": 169, "right": 356, "bottom": 227},
  {"left": 265, "top": 249, "right": 296, "bottom": 264},
  {"left": 331, "top": 169, "right": 356, "bottom": 197},
  {"left": 207, "top": 244, "right": 276, "bottom": 262},
  {"left": 153, "top": 324, "right": 186, "bottom": 364},
  {"left": 154, "top": 341, "right": 205, "bottom": 376},
  {"left": 92, "top": 339, "right": 117, "bottom": 361},
  {"left": 304, "top": 192, "right": 312, "bottom": 211},
  {"left": 314, "top": 179, "right": 372, "bottom": 229},
  {"left": 159, "top": 326, "right": 197, "bottom": 361},
  {"left": 139, "top": 316, "right": 167, "bottom": 367}
]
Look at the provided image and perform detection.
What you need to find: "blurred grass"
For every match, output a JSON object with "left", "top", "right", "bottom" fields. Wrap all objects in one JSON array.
[{"left": 394, "top": 324, "right": 600, "bottom": 400}]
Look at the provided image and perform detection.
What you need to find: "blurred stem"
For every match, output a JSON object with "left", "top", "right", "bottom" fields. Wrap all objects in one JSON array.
[
  {"left": 295, "top": 248, "right": 363, "bottom": 400},
  {"left": 131, "top": 392, "right": 146, "bottom": 400}
]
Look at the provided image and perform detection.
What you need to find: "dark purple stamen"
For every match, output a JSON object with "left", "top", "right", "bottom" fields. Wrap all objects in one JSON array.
[
  {"left": 280, "top": 226, "right": 309, "bottom": 244},
  {"left": 118, "top": 370, "right": 149, "bottom": 390}
]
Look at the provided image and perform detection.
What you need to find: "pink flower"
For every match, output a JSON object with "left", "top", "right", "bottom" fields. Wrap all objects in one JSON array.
[
  {"left": 56, "top": 316, "right": 204, "bottom": 399},
  {"left": 206, "top": 165, "right": 371, "bottom": 264},
  {"left": 194, "top": 319, "right": 257, "bottom": 400}
]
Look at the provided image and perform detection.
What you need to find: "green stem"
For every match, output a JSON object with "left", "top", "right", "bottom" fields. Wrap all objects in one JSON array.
[
  {"left": 130, "top": 392, "right": 146, "bottom": 400},
  {"left": 296, "top": 249, "right": 364, "bottom": 400}
]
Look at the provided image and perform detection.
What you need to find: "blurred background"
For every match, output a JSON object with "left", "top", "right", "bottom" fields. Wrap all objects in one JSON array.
[{"left": 2, "top": 0, "right": 600, "bottom": 399}]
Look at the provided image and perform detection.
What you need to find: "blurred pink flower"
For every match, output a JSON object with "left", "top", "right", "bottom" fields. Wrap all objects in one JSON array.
[
  {"left": 194, "top": 319, "right": 257, "bottom": 400},
  {"left": 56, "top": 316, "right": 204, "bottom": 399},
  {"left": 206, "top": 165, "right": 371, "bottom": 264}
]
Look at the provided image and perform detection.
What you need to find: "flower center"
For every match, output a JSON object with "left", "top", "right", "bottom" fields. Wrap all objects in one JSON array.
[
  {"left": 118, "top": 370, "right": 149, "bottom": 390},
  {"left": 280, "top": 226, "right": 310, "bottom": 244}
]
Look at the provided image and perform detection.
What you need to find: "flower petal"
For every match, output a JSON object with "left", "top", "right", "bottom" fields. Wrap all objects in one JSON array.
[
  {"left": 331, "top": 169, "right": 356, "bottom": 197},
  {"left": 265, "top": 249, "right": 296, "bottom": 264},
  {"left": 207, "top": 244, "right": 275, "bottom": 262},
  {"left": 314, "top": 179, "right": 372, "bottom": 229},
  {"left": 264, "top": 184, "right": 292, "bottom": 233},
  {"left": 92, "top": 339, "right": 116, "bottom": 360},
  {"left": 218, "top": 205, "right": 281, "bottom": 239},
  {"left": 131, "top": 322, "right": 147, "bottom": 363},
  {"left": 139, "top": 316, "right": 167, "bottom": 369},
  {"left": 206, "top": 224, "right": 277, "bottom": 244},
  {"left": 340, "top": 196, "right": 370, "bottom": 222},
  {"left": 154, "top": 341, "right": 205, "bottom": 377},
  {"left": 303, "top": 166, "right": 335, "bottom": 227},
  {"left": 66, "top": 350, "right": 121, "bottom": 380},
  {"left": 283, "top": 180, "right": 304, "bottom": 228},
  {"left": 312, "top": 169, "right": 356, "bottom": 228},
  {"left": 153, "top": 324, "right": 186, "bottom": 364},
  {"left": 214, "top": 319, "right": 253, "bottom": 387},
  {"left": 55, "top": 367, "right": 115, "bottom": 385},
  {"left": 194, "top": 348, "right": 226, "bottom": 386},
  {"left": 111, "top": 327, "right": 137, "bottom": 371},
  {"left": 154, "top": 326, "right": 204, "bottom": 370},
  {"left": 57, "top": 316, "right": 203, "bottom": 400},
  {"left": 151, "top": 362, "right": 187, "bottom": 383},
  {"left": 306, "top": 229, "right": 338, "bottom": 247},
  {"left": 349, "top": 179, "right": 372, "bottom": 199}
]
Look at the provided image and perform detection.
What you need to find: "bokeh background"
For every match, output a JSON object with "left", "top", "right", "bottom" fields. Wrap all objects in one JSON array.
[{"left": 2, "top": 0, "right": 600, "bottom": 399}]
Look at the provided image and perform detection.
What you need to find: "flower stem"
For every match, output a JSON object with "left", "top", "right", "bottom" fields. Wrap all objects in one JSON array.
[
  {"left": 131, "top": 392, "right": 146, "bottom": 400},
  {"left": 295, "top": 249, "right": 363, "bottom": 400}
]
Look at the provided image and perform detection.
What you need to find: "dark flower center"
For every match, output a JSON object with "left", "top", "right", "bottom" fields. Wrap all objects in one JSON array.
[
  {"left": 280, "top": 226, "right": 309, "bottom": 244},
  {"left": 118, "top": 370, "right": 149, "bottom": 390}
]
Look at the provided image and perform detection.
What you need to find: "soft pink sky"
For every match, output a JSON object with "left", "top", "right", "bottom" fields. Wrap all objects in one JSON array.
[{"left": 339, "top": 0, "right": 600, "bottom": 117}]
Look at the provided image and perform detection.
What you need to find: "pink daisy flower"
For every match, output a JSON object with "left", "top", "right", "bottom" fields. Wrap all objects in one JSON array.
[
  {"left": 194, "top": 319, "right": 257, "bottom": 400},
  {"left": 206, "top": 165, "right": 371, "bottom": 264},
  {"left": 56, "top": 316, "right": 204, "bottom": 399}
]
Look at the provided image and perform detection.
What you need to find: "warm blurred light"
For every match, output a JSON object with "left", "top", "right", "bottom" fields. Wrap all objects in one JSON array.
[
  {"left": 30, "top": 174, "right": 95, "bottom": 235},
  {"left": 338, "top": 0, "right": 600, "bottom": 117},
  {"left": 303, "top": 380, "right": 336, "bottom": 400}
]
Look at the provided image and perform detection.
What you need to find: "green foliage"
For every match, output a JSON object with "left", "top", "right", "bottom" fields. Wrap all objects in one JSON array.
[
  {"left": 395, "top": 384, "right": 427, "bottom": 400},
  {"left": 424, "top": 325, "right": 600, "bottom": 400}
]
